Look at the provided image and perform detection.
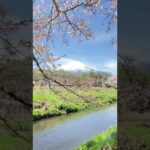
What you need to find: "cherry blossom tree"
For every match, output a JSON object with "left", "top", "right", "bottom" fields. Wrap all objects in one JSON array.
[
  {"left": 33, "top": 0, "right": 117, "bottom": 87},
  {"left": 32, "top": 0, "right": 117, "bottom": 106}
]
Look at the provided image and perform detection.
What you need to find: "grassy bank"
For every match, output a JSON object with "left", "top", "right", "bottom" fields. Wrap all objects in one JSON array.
[
  {"left": 33, "top": 88, "right": 117, "bottom": 120},
  {"left": 76, "top": 126, "right": 117, "bottom": 150}
]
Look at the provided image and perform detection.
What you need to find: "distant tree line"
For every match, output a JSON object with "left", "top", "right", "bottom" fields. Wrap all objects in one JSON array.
[{"left": 33, "top": 69, "right": 117, "bottom": 88}]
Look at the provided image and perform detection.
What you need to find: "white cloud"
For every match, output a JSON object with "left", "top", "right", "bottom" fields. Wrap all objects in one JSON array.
[
  {"left": 100, "top": 59, "right": 117, "bottom": 75},
  {"left": 58, "top": 57, "right": 74, "bottom": 65},
  {"left": 103, "top": 60, "right": 117, "bottom": 70}
]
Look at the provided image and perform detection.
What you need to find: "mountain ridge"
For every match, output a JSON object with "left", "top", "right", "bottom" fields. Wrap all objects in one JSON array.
[{"left": 56, "top": 60, "right": 94, "bottom": 73}]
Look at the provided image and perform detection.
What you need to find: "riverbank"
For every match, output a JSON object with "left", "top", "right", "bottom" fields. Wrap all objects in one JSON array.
[
  {"left": 76, "top": 126, "right": 117, "bottom": 150},
  {"left": 33, "top": 88, "right": 117, "bottom": 121},
  {"left": 33, "top": 105, "right": 117, "bottom": 150}
]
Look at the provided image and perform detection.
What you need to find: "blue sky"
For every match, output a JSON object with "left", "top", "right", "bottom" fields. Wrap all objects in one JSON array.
[
  {"left": 34, "top": 0, "right": 117, "bottom": 74},
  {"left": 52, "top": 11, "right": 117, "bottom": 74}
]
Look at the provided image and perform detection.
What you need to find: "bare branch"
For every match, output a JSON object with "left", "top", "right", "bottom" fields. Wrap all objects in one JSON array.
[
  {"left": 0, "top": 86, "right": 32, "bottom": 108},
  {"left": 33, "top": 55, "right": 98, "bottom": 106}
]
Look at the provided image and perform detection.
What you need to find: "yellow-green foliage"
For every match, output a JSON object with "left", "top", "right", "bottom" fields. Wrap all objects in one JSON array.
[
  {"left": 33, "top": 88, "right": 117, "bottom": 119},
  {"left": 76, "top": 126, "right": 117, "bottom": 150}
]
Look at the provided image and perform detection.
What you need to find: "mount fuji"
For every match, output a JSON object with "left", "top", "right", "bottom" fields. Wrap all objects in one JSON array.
[{"left": 57, "top": 60, "right": 93, "bottom": 72}]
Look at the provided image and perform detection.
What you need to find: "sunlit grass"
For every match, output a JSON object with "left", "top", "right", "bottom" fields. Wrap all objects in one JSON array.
[
  {"left": 33, "top": 88, "right": 117, "bottom": 120},
  {"left": 76, "top": 126, "right": 117, "bottom": 150}
]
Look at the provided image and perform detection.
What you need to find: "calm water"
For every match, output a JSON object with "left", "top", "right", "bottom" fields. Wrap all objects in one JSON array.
[{"left": 33, "top": 104, "right": 117, "bottom": 150}]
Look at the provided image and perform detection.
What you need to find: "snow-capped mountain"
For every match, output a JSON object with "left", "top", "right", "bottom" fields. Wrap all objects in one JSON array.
[{"left": 57, "top": 60, "right": 92, "bottom": 72}]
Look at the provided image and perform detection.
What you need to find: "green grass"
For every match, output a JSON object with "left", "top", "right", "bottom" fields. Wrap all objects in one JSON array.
[
  {"left": 84, "top": 88, "right": 117, "bottom": 105},
  {"left": 33, "top": 88, "right": 117, "bottom": 120},
  {"left": 0, "top": 119, "right": 32, "bottom": 150},
  {"left": 76, "top": 126, "right": 117, "bottom": 150},
  {"left": 0, "top": 134, "right": 31, "bottom": 150},
  {"left": 120, "top": 121, "right": 150, "bottom": 140},
  {"left": 118, "top": 119, "right": 150, "bottom": 149}
]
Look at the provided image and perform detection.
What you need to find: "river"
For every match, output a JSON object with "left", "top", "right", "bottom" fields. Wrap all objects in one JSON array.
[{"left": 33, "top": 104, "right": 117, "bottom": 150}]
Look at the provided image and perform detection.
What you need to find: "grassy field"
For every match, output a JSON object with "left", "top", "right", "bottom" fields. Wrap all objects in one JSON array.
[
  {"left": 119, "top": 119, "right": 150, "bottom": 149},
  {"left": 33, "top": 88, "right": 117, "bottom": 120},
  {"left": 76, "top": 126, "right": 117, "bottom": 150},
  {"left": 0, "top": 119, "right": 32, "bottom": 150},
  {"left": 120, "top": 121, "right": 150, "bottom": 140},
  {"left": 0, "top": 134, "right": 31, "bottom": 150}
]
